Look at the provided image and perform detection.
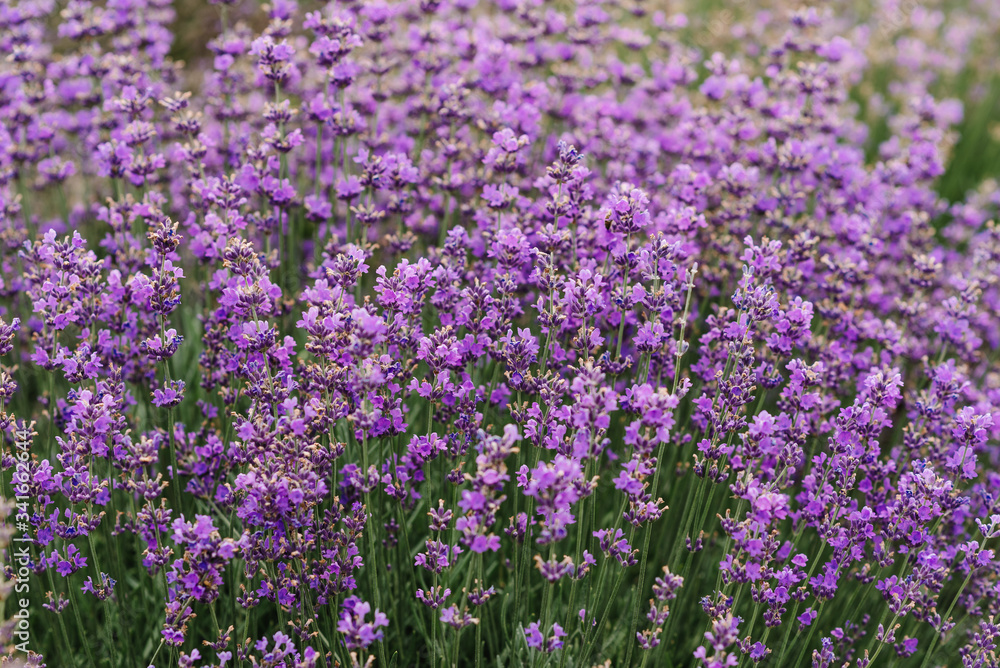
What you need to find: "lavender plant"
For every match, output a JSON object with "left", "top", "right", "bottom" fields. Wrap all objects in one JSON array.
[{"left": 1, "top": 1, "right": 1000, "bottom": 667}]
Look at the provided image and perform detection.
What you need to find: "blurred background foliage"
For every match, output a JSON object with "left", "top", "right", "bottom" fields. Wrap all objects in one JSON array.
[{"left": 165, "top": 0, "right": 1000, "bottom": 205}]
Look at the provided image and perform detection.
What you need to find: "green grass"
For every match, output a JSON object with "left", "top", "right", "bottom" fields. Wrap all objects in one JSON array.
[{"left": 938, "top": 74, "right": 1000, "bottom": 203}]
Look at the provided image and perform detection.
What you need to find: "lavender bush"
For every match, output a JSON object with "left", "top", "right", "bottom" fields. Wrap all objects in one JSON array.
[{"left": 2, "top": 0, "right": 1000, "bottom": 667}]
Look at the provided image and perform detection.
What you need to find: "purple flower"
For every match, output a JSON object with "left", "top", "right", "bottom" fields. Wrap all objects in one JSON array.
[
  {"left": 524, "top": 621, "right": 566, "bottom": 653},
  {"left": 338, "top": 596, "right": 389, "bottom": 650}
]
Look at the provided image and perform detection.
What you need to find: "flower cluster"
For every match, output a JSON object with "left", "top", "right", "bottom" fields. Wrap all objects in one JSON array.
[{"left": 1, "top": 0, "right": 999, "bottom": 667}]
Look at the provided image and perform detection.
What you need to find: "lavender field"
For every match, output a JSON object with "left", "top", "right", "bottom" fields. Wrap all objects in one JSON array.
[{"left": 1, "top": 0, "right": 1000, "bottom": 666}]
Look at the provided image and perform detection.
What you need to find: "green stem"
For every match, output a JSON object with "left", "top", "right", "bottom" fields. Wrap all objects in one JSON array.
[
  {"left": 45, "top": 567, "right": 77, "bottom": 668},
  {"left": 67, "top": 577, "right": 99, "bottom": 668},
  {"left": 918, "top": 567, "right": 976, "bottom": 668}
]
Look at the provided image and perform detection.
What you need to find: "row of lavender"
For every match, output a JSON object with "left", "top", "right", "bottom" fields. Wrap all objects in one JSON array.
[{"left": 1, "top": 0, "right": 1000, "bottom": 666}]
